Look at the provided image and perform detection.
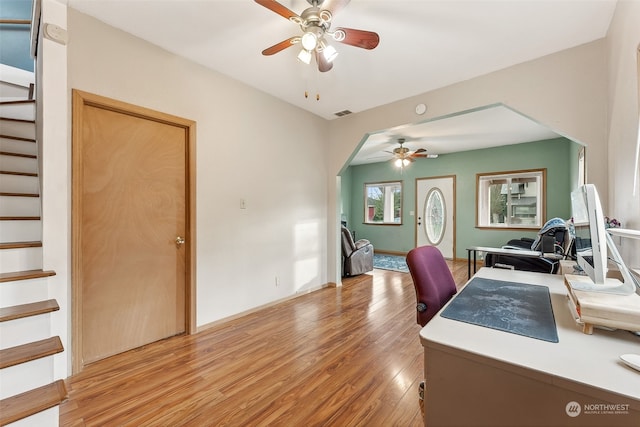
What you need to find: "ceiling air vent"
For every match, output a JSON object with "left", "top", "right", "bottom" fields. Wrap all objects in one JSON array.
[{"left": 334, "top": 110, "right": 352, "bottom": 117}]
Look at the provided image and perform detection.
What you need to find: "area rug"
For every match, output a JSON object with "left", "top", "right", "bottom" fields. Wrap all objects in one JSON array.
[{"left": 373, "top": 254, "right": 409, "bottom": 273}]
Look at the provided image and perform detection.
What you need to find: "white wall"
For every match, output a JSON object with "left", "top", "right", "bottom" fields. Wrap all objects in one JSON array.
[
  {"left": 326, "top": 40, "right": 608, "bottom": 283},
  {"left": 39, "top": 0, "right": 70, "bottom": 380},
  {"left": 66, "top": 9, "right": 329, "bottom": 332},
  {"left": 606, "top": 0, "right": 640, "bottom": 269}
]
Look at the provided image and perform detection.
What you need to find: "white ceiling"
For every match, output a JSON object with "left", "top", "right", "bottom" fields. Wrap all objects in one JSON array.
[
  {"left": 64, "top": 0, "right": 616, "bottom": 162},
  {"left": 350, "top": 104, "right": 563, "bottom": 165}
]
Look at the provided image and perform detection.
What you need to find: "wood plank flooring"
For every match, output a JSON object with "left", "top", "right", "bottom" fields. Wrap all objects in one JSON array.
[{"left": 60, "top": 259, "right": 471, "bottom": 427}]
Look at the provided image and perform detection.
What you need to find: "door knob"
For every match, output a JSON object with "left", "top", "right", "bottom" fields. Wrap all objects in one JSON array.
[{"left": 175, "top": 236, "right": 185, "bottom": 245}]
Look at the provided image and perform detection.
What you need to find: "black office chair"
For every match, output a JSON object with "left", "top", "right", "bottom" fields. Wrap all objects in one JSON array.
[{"left": 485, "top": 217, "right": 573, "bottom": 274}]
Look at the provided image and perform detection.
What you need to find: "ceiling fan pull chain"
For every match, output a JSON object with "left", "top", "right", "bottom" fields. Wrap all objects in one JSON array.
[{"left": 314, "top": 63, "right": 320, "bottom": 101}]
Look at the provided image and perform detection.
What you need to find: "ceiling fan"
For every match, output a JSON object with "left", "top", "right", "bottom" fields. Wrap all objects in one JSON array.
[
  {"left": 254, "top": 0, "right": 380, "bottom": 72},
  {"left": 387, "top": 137, "right": 438, "bottom": 168}
]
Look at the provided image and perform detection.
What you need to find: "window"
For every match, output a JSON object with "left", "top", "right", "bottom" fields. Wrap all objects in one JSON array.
[
  {"left": 477, "top": 169, "right": 545, "bottom": 229},
  {"left": 364, "top": 181, "right": 402, "bottom": 224},
  {"left": 424, "top": 188, "right": 446, "bottom": 244}
]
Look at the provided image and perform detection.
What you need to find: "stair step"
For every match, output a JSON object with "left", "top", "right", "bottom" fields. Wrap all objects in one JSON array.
[
  {"left": 0, "top": 216, "right": 40, "bottom": 220},
  {"left": 0, "top": 241, "right": 42, "bottom": 250},
  {"left": 0, "top": 380, "right": 67, "bottom": 426},
  {"left": 1, "top": 312, "right": 55, "bottom": 350},
  {"left": 0, "top": 170, "right": 37, "bottom": 177},
  {"left": 0, "top": 134, "right": 35, "bottom": 143},
  {"left": 0, "top": 245, "right": 42, "bottom": 272},
  {"left": 0, "top": 192, "right": 38, "bottom": 197},
  {"left": 0, "top": 100, "right": 35, "bottom": 105},
  {"left": 0, "top": 195, "right": 40, "bottom": 216},
  {"left": 0, "top": 151, "right": 36, "bottom": 160},
  {"left": 0, "top": 136, "right": 37, "bottom": 156},
  {"left": 0, "top": 119, "right": 35, "bottom": 140},
  {"left": 0, "top": 300, "right": 58, "bottom": 323},
  {"left": 0, "top": 275, "right": 48, "bottom": 307},
  {"left": 0, "top": 82, "right": 31, "bottom": 99},
  {"left": 0, "top": 117, "right": 34, "bottom": 125},
  {"left": 0, "top": 270, "right": 55, "bottom": 284},
  {"left": 0, "top": 173, "right": 39, "bottom": 194},
  {"left": 0, "top": 336, "right": 63, "bottom": 369},
  {"left": 0, "top": 154, "right": 38, "bottom": 174},
  {"left": 0, "top": 100, "right": 35, "bottom": 122},
  {"left": 0, "top": 247, "right": 43, "bottom": 275},
  {"left": 0, "top": 219, "right": 41, "bottom": 244}
]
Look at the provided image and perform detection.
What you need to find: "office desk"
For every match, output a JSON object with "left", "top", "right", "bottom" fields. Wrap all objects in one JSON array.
[{"left": 420, "top": 268, "right": 640, "bottom": 427}]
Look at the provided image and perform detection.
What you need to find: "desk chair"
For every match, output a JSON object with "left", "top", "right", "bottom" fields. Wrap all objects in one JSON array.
[
  {"left": 406, "top": 246, "right": 458, "bottom": 326},
  {"left": 406, "top": 245, "right": 458, "bottom": 403}
]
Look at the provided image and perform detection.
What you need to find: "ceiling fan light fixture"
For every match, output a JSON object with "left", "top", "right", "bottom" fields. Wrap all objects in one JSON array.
[
  {"left": 297, "top": 48, "right": 312, "bottom": 64},
  {"left": 322, "top": 44, "right": 338, "bottom": 62},
  {"left": 394, "top": 158, "right": 410, "bottom": 168},
  {"left": 301, "top": 31, "right": 318, "bottom": 51}
]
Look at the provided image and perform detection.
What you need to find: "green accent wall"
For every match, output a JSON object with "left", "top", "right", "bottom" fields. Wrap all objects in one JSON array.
[
  {"left": 340, "top": 166, "right": 352, "bottom": 227},
  {"left": 343, "top": 138, "right": 577, "bottom": 258}
]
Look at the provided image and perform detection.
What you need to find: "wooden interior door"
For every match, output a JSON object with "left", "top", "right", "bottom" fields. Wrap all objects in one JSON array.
[{"left": 72, "top": 90, "right": 195, "bottom": 370}]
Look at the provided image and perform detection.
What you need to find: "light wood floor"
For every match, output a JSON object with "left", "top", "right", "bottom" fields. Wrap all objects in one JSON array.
[{"left": 60, "top": 259, "right": 471, "bottom": 426}]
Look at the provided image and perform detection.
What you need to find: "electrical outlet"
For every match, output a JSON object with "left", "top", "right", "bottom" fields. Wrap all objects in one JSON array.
[{"left": 275, "top": 276, "right": 280, "bottom": 287}]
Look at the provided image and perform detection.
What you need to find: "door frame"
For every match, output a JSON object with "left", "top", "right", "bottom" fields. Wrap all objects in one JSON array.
[
  {"left": 71, "top": 89, "right": 197, "bottom": 373},
  {"left": 414, "top": 175, "right": 456, "bottom": 259}
]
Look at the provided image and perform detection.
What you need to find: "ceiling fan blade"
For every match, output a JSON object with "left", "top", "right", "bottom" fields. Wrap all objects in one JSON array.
[
  {"left": 315, "top": 50, "right": 333, "bottom": 72},
  {"left": 413, "top": 148, "right": 427, "bottom": 154},
  {"left": 333, "top": 27, "right": 380, "bottom": 50},
  {"left": 262, "top": 37, "right": 300, "bottom": 56},
  {"left": 254, "top": 0, "right": 300, "bottom": 21},
  {"left": 412, "top": 153, "right": 439, "bottom": 159},
  {"left": 321, "top": 0, "right": 351, "bottom": 16}
]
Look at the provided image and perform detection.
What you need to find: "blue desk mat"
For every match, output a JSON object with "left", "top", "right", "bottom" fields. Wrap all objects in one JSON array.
[{"left": 441, "top": 277, "right": 558, "bottom": 343}]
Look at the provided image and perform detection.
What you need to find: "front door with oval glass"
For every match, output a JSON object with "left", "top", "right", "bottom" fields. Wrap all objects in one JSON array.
[{"left": 416, "top": 176, "right": 455, "bottom": 258}]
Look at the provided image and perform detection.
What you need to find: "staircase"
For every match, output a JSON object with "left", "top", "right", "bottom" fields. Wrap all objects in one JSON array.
[{"left": 0, "top": 71, "right": 66, "bottom": 426}]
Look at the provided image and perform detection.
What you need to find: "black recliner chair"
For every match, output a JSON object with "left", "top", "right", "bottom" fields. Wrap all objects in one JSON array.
[{"left": 340, "top": 225, "right": 374, "bottom": 276}]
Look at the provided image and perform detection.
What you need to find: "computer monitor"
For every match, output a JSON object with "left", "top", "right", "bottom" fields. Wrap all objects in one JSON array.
[
  {"left": 571, "top": 184, "right": 607, "bottom": 284},
  {"left": 570, "top": 184, "right": 636, "bottom": 295}
]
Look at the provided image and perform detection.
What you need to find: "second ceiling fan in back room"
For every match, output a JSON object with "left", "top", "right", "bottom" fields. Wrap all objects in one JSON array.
[
  {"left": 255, "top": 0, "right": 380, "bottom": 78},
  {"left": 387, "top": 137, "right": 438, "bottom": 170}
]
